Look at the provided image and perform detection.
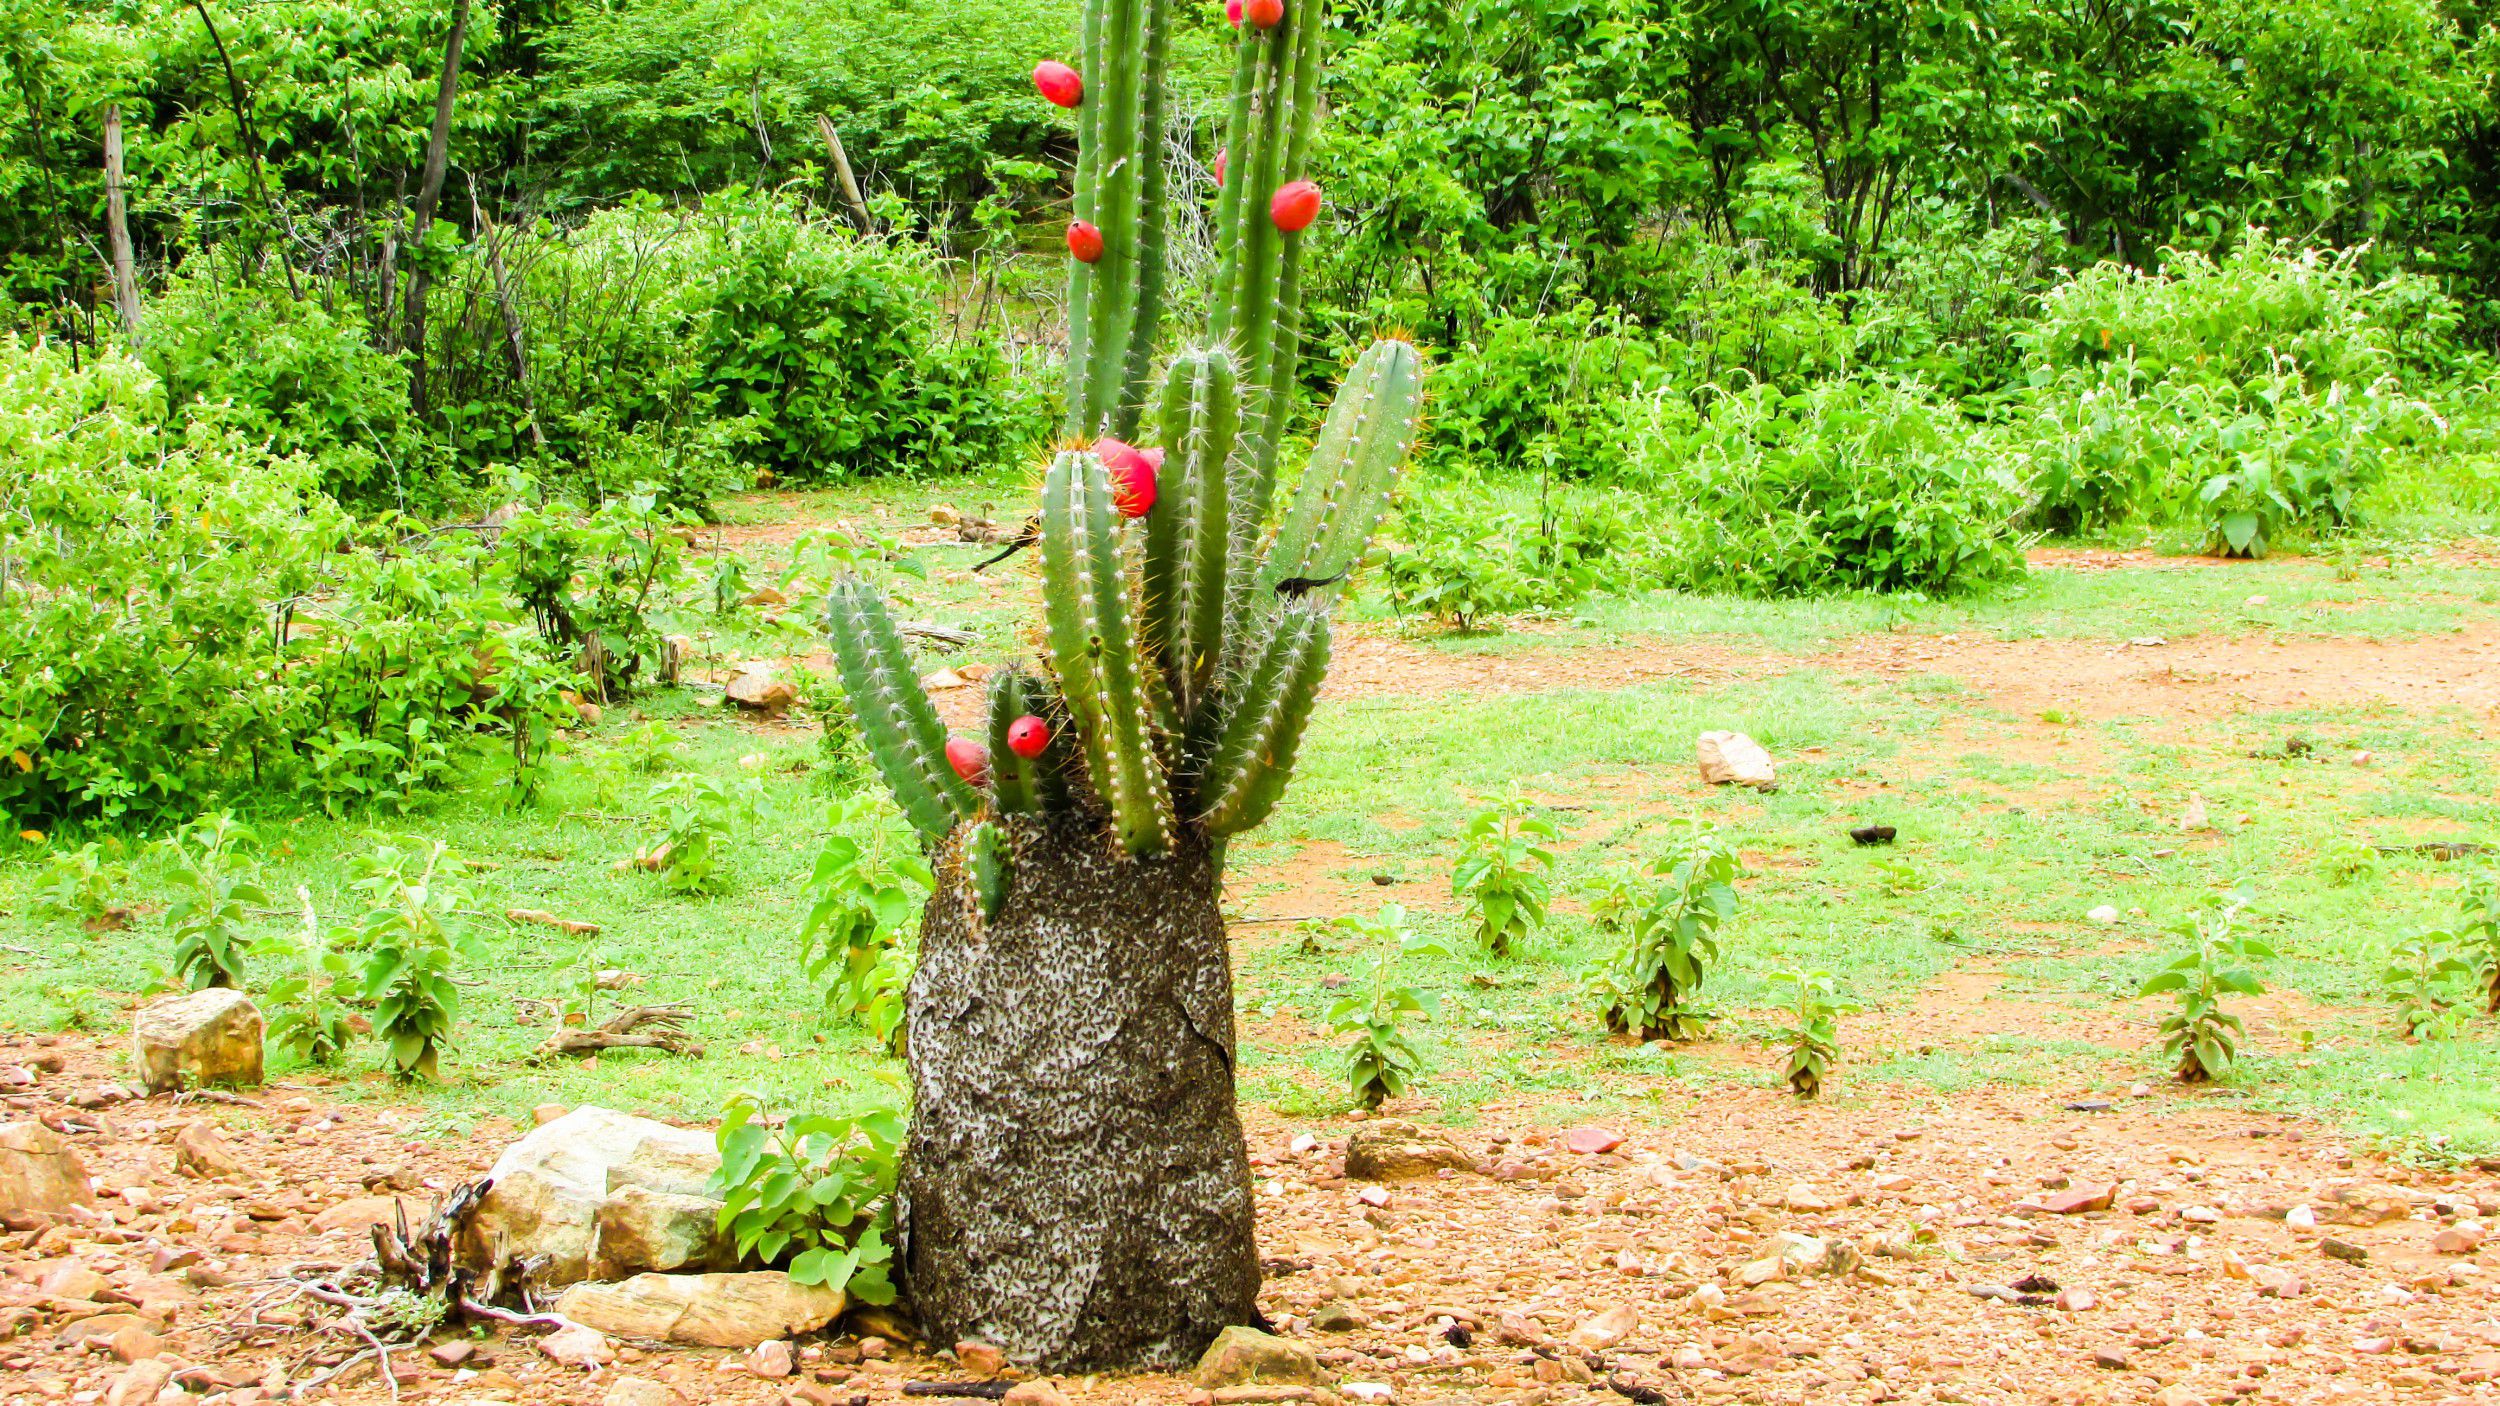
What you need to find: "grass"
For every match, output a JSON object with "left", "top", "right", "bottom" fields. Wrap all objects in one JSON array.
[{"left": 4, "top": 480, "right": 2497, "bottom": 1159}]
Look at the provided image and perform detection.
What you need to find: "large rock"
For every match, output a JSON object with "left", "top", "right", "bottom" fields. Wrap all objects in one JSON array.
[
  {"left": 1193, "top": 1327, "right": 1332, "bottom": 1389},
  {"left": 1343, "top": 1122, "right": 1474, "bottom": 1182},
  {"left": 457, "top": 1106, "right": 731, "bottom": 1286},
  {"left": 724, "top": 665, "right": 797, "bottom": 715},
  {"left": 1696, "top": 731, "right": 1776, "bottom": 790},
  {"left": 553, "top": 1271, "right": 846, "bottom": 1348},
  {"left": 0, "top": 1122, "right": 94, "bottom": 1216},
  {"left": 132, "top": 989, "right": 264, "bottom": 1092}
]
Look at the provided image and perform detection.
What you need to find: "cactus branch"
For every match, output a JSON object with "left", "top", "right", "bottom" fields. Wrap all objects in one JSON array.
[
  {"left": 826, "top": 576, "right": 980, "bottom": 837},
  {"left": 1263, "top": 338, "right": 1425, "bottom": 595},
  {"left": 1196, "top": 601, "right": 1331, "bottom": 836},
  {"left": 1041, "top": 450, "right": 1175, "bottom": 854},
  {"left": 985, "top": 668, "right": 1044, "bottom": 815},
  {"left": 1142, "top": 347, "right": 1239, "bottom": 725}
]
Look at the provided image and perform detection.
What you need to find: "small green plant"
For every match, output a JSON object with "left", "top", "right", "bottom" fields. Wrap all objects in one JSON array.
[
  {"left": 615, "top": 720, "right": 689, "bottom": 776},
  {"left": 255, "top": 887, "right": 361, "bottom": 1065},
  {"left": 1770, "top": 967, "right": 1854, "bottom": 1098},
  {"left": 2319, "top": 837, "right": 2380, "bottom": 886},
  {"left": 1453, "top": 796, "right": 1559, "bottom": 957},
  {"left": 2137, "top": 891, "right": 2273, "bottom": 1083},
  {"left": 2381, "top": 933, "right": 2473, "bottom": 1040},
  {"left": 30, "top": 840, "right": 130, "bottom": 931},
  {"left": 350, "top": 837, "right": 471, "bottom": 1083},
  {"left": 641, "top": 774, "right": 757, "bottom": 895},
  {"left": 1588, "top": 822, "right": 1741, "bottom": 1042},
  {"left": 1870, "top": 857, "right": 1932, "bottom": 898},
  {"left": 709, "top": 1090, "right": 902, "bottom": 1300},
  {"left": 1323, "top": 903, "right": 1453, "bottom": 1109},
  {"left": 1582, "top": 871, "right": 1639, "bottom": 933},
  {"left": 2459, "top": 866, "right": 2500, "bottom": 1014},
  {"left": 797, "top": 796, "right": 934, "bottom": 1054},
  {"left": 159, "top": 814, "right": 268, "bottom": 990}
]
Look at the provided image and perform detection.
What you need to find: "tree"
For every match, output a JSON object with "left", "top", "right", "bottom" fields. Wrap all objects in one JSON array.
[{"left": 825, "top": 0, "right": 1425, "bottom": 1367}]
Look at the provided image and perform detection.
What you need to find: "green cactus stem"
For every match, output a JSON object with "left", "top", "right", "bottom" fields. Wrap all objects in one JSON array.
[
  {"left": 1142, "top": 347, "right": 1238, "bottom": 724},
  {"left": 985, "top": 668, "right": 1044, "bottom": 815},
  {"left": 1064, "top": 0, "right": 1172, "bottom": 441},
  {"left": 965, "top": 820, "right": 1009, "bottom": 919},
  {"left": 826, "top": 576, "right": 980, "bottom": 837},
  {"left": 1262, "top": 338, "right": 1425, "bottom": 594},
  {"left": 1196, "top": 601, "right": 1331, "bottom": 836},
  {"left": 1040, "top": 449, "right": 1174, "bottom": 854}
]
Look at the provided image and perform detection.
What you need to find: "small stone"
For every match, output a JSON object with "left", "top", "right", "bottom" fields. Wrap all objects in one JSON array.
[
  {"left": 1343, "top": 1385, "right": 1393, "bottom": 1403},
  {"left": 1561, "top": 1127, "right": 1625, "bottom": 1156},
  {"left": 725, "top": 665, "right": 797, "bottom": 714},
  {"left": 2151, "top": 1386, "right": 2204, "bottom": 1406},
  {"left": 2056, "top": 1289, "right": 2096, "bottom": 1312},
  {"left": 429, "top": 1342, "right": 478, "bottom": 1368},
  {"left": 1783, "top": 1184, "right": 1831, "bottom": 1213},
  {"left": 1001, "top": 1382, "right": 1068, "bottom": 1406},
  {"left": 2179, "top": 1206, "right": 2221, "bottom": 1224},
  {"left": 604, "top": 1376, "right": 679, "bottom": 1406},
  {"left": 2090, "top": 1349, "right": 2131, "bottom": 1371},
  {"left": 2320, "top": 1238, "right": 2368, "bottom": 1264},
  {"left": 1696, "top": 731, "right": 1776, "bottom": 789},
  {"left": 2249, "top": 1265, "right": 2304, "bottom": 1298},
  {"left": 106, "top": 1360, "right": 176, "bottom": 1406},
  {"left": 1670, "top": 1346, "right": 1705, "bottom": 1371},
  {"left": 750, "top": 1341, "right": 795, "bottom": 1379},
  {"left": 2353, "top": 1337, "right": 2395, "bottom": 1355},
  {"left": 955, "top": 1342, "right": 1005, "bottom": 1377},
  {"left": 171, "top": 1121, "right": 245, "bottom": 1179},
  {"left": 1344, "top": 1122, "right": 1474, "bottom": 1180},
  {"left": 2086, "top": 905, "right": 2120, "bottom": 924},
  {"left": 2433, "top": 1225, "right": 2484, "bottom": 1255},
  {"left": 532, "top": 1103, "right": 567, "bottom": 1126},
  {"left": 2286, "top": 1205, "right": 2318, "bottom": 1232},
  {"left": 2034, "top": 1184, "right": 2115, "bottom": 1215},
  {"left": 1568, "top": 1304, "right": 1638, "bottom": 1350},
  {"left": 540, "top": 1324, "right": 616, "bottom": 1368},
  {"left": 1310, "top": 1301, "right": 1365, "bottom": 1333},
  {"left": 0, "top": 1120, "right": 96, "bottom": 1215},
  {"left": 1354, "top": 1185, "right": 1390, "bottom": 1208},
  {"left": 108, "top": 1323, "right": 162, "bottom": 1363},
  {"left": 1193, "top": 1327, "right": 1332, "bottom": 1390}
]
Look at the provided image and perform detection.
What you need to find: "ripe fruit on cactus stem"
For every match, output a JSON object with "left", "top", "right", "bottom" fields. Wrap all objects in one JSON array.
[
  {"left": 1034, "top": 61, "right": 1082, "bottom": 108},
  {"left": 1245, "top": 0, "right": 1283, "bottom": 27},
  {"left": 1270, "top": 180, "right": 1321, "bottom": 233},
  {"left": 1095, "top": 439, "right": 1163, "bottom": 518},
  {"left": 1225, "top": 0, "right": 1242, "bottom": 24},
  {"left": 1067, "top": 220, "right": 1105, "bottom": 264},
  {"left": 945, "top": 736, "right": 989, "bottom": 786},
  {"left": 1007, "top": 716, "right": 1050, "bottom": 759},
  {"left": 1214, "top": 150, "right": 1227, "bottom": 186}
]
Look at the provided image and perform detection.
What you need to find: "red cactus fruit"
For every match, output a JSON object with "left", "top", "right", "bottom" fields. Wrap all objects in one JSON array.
[
  {"left": 1245, "top": 0, "right": 1283, "bottom": 27},
  {"left": 945, "top": 736, "right": 989, "bottom": 786},
  {"left": 1034, "top": 61, "right": 1083, "bottom": 108},
  {"left": 1225, "top": 0, "right": 1243, "bottom": 25},
  {"left": 1007, "top": 716, "right": 1051, "bottom": 760},
  {"left": 1214, "top": 149, "right": 1228, "bottom": 186},
  {"left": 1093, "top": 439, "right": 1162, "bottom": 518},
  {"left": 1066, "top": 220, "right": 1105, "bottom": 263},
  {"left": 1270, "top": 179, "right": 1322, "bottom": 233}
]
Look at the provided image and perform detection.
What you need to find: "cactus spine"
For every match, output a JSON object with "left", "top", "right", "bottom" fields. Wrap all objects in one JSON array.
[
  {"left": 1064, "top": 0, "right": 1171, "bottom": 441},
  {"left": 826, "top": 577, "right": 980, "bottom": 837},
  {"left": 1041, "top": 449, "right": 1175, "bottom": 855}
]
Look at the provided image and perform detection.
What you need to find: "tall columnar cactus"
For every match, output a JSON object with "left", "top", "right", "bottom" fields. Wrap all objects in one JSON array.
[{"left": 833, "top": 0, "right": 1422, "bottom": 876}]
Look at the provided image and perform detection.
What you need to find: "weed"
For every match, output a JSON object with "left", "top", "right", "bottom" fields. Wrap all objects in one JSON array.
[
  {"left": 2137, "top": 891, "right": 2273, "bottom": 1082},
  {"left": 159, "top": 814, "right": 267, "bottom": 990},
  {"left": 615, "top": 721, "right": 689, "bottom": 776},
  {"left": 797, "top": 797, "right": 932, "bottom": 1054},
  {"left": 2381, "top": 933, "right": 2473, "bottom": 1040},
  {"left": 1453, "top": 796, "right": 1558, "bottom": 957},
  {"left": 709, "top": 1089, "right": 901, "bottom": 1301},
  {"left": 2458, "top": 866, "right": 2500, "bottom": 1014},
  {"left": 30, "top": 840, "right": 130, "bottom": 930},
  {"left": 1324, "top": 903, "right": 1452, "bottom": 1109},
  {"left": 1770, "top": 967, "right": 1855, "bottom": 1098},
  {"left": 642, "top": 775, "right": 758, "bottom": 895},
  {"left": 254, "top": 887, "right": 361, "bottom": 1064},
  {"left": 350, "top": 838, "right": 470, "bottom": 1083},
  {"left": 1587, "top": 821, "right": 1741, "bottom": 1041}
]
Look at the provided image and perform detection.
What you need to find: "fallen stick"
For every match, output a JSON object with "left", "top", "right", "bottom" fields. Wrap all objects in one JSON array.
[
  {"left": 535, "top": 1004, "right": 703, "bottom": 1059},
  {"left": 507, "top": 909, "right": 600, "bottom": 935},
  {"left": 903, "top": 1382, "right": 1013, "bottom": 1399}
]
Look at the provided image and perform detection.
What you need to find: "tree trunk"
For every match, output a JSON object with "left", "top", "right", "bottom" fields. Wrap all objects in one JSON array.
[
  {"left": 815, "top": 113, "right": 874, "bottom": 232},
  {"left": 899, "top": 812, "right": 1259, "bottom": 1370},
  {"left": 102, "top": 104, "right": 142, "bottom": 338},
  {"left": 404, "top": 0, "right": 472, "bottom": 420}
]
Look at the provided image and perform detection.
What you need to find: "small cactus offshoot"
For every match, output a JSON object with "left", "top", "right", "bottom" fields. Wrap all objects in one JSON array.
[{"left": 826, "top": 0, "right": 1425, "bottom": 914}]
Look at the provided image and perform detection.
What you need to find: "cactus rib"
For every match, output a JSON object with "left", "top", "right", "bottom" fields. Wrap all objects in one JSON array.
[
  {"left": 1197, "top": 602, "right": 1331, "bottom": 836},
  {"left": 1263, "top": 338, "right": 1424, "bottom": 593},
  {"left": 825, "top": 576, "right": 980, "bottom": 837},
  {"left": 1041, "top": 450, "right": 1175, "bottom": 854},
  {"left": 1142, "top": 347, "right": 1238, "bottom": 723}
]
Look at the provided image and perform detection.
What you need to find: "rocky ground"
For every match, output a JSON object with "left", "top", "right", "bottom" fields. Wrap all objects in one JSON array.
[{"left": 4, "top": 1028, "right": 2497, "bottom": 1406}]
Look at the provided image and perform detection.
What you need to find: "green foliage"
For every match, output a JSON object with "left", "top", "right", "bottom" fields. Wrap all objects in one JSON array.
[
  {"left": 1322, "top": 904, "right": 1452, "bottom": 1110},
  {"left": 2453, "top": 867, "right": 2500, "bottom": 1016},
  {"left": 797, "top": 795, "right": 933, "bottom": 1053},
  {"left": 350, "top": 837, "right": 470, "bottom": 1083},
  {"left": 159, "top": 814, "right": 267, "bottom": 991},
  {"left": 709, "top": 1090, "right": 902, "bottom": 1301},
  {"left": 2380, "top": 933, "right": 2473, "bottom": 1041},
  {"left": 1769, "top": 967, "right": 1854, "bottom": 1099},
  {"left": 496, "top": 486, "right": 694, "bottom": 699},
  {"left": 29, "top": 841, "right": 129, "bottom": 929},
  {"left": 643, "top": 775, "right": 757, "bottom": 895},
  {"left": 1588, "top": 822, "right": 1741, "bottom": 1042},
  {"left": 255, "top": 888, "right": 361, "bottom": 1065},
  {"left": 2137, "top": 892, "right": 2273, "bottom": 1083},
  {"left": 1452, "top": 797, "right": 1559, "bottom": 957}
]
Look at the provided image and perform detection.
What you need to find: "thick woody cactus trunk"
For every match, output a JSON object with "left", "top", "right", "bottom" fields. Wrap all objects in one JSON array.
[
  {"left": 826, "top": 0, "right": 1426, "bottom": 1370},
  {"left": 898, "top": 814, "right": 1256, "bottom": 1367}
]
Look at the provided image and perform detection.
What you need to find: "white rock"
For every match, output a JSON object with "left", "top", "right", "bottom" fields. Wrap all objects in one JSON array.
[
  {"left": 456, "top": 1106, "right": 731, "bottom": 1287},
  {"left": 554, "top": 1271, "right": 847, "bottom": 1348},
  {"left": 131, "top": 988, "right": 264, "bottom": 1093},
  {"left": 2086, "top": 904, "right": 2119, "bottom": 924},
  {"left": 1696, "top": 731, "right": 1776, "bottom": 790}
]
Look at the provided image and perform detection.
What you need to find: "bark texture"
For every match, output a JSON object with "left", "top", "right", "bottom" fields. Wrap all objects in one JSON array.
[{"left": 899, "top": 812, "right": 1257, "bottom": 1369}]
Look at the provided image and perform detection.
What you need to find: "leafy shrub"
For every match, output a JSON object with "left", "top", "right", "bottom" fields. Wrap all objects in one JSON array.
[
  {"left": 2138, "top": 893, "right": 2272, "bottom": 1083},
  {"left": 498, "top": 487, "right": 696, "bottom": 700},
  {"left": 31, "top": 841, "right": 130, "bottom": 931},
  {"left": 2381, "top": 933, "right": 2473, "bottom": 1040},
  {"left": 1322, "top": 904, "right": 1450, "bottom": 1109},
  {"left": 144, "top": 271, "right": 433, "bottom": 509},
  {"left": 641, "top": 775, "right": 756, "bottom": 895},
  {"left": 709, "top": 1090, "right": 902, "bottom": 1300},
  {"left": 159, "top": 814, "right": 267, "bottom": 992},
  {"left": 1383, "top": 485, "right": 1657, "bottom": 628},
  {"left": 255, "top": 888, "right": 361, "bottom": 1065},
  {"left": 1588, "top": 822, "right": 1740, "bottom": 1042},
  {"left": 1426, "top": 304, "right": 1668, "bottom": 479},
  {"left": 2454, "top": 867, "right": 2500, "bottom": 1015},
  {"left": 798, "top": 795, "right": 934, "bottom": 1052},
  {"left": 1770, "top": 968, "right": 1853, "bottom": 1098},
  {"left": 1452, "top": 797, "right": 1559, "bottom": 957},
  {"left": 350, "top": 838, "right": 470, "bottom": 1083}
]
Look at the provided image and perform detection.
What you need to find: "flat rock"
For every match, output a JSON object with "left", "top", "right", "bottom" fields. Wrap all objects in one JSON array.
[
  {"left": 1561, "top": 1127, "right": 1625, "bottom": 1156},
  {"left": 1696, "top": 731, "right": 1775, "bottom": 789},
  {"left": 132, "top": 988, "right": 264, "bottom": 1092},
  {"left": 1568, "top": 1304, "right": 1638, "bottom": 1350},
  {"left": 603, "top": 1377, "right": 678, "bottom": 1406},
  {"left": 553, "top": 1271, "right": 846, "bottom": 1348},
  {"left": 0, "top": 1122, "right": 94, "bottom": 1216},
  {"left": 539, "top": 1323, "right": 615, "bottom": 1368},
  {"left": 172, "top": 1120, "right": 245, "bottom": 1178},
  {"left": 1194, "top": 1326, "right": 1333, "bottom": 1389},
  {"left": 1344, "top": 1123, "right": 1475, "bottom": 1181},
  {"left": 2030, "top": 1183, "right": 2115, "bottom": 1215},
  {"left": 457, "top": 1105, "right": 731, "bottom": 1286}
]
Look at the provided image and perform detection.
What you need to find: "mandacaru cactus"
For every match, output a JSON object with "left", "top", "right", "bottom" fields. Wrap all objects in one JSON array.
[{"left": 830, "top": 0, "right": 1423, "bottom": 883}]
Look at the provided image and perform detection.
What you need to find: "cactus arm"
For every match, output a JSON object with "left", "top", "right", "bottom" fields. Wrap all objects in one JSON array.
[
  {"left": 1117, "top": 0, "right": 1171, "bottom": 442},
  {"left": 825, "top": 576, "right": 979, "bottom": 837},
  {"left": 1065, "top": 0, "right": 1170, "bottom": 439},
  {"left": 1141, "top": 348, "right": 1238, "bottom": 723},
  {"left": 1063, "top": 0, "right": 1105, "bottom": 430},
  {"left": 1239, "top": 0, "right": 1330, "bottom": 495},
  {"left": 1262, "top": 338, "right": 1424, "bottom": 592},
  {"left": 1196, "top": 602, "right": 1331, "bottom": 836},
  {"left": 985, "top": 668, "right": 1042, "bottom": 815},
  {"left": 965, "top": 821, "right": 1009, "bottom": 920},
  {"left": 1040, "top": 450, "right": 1175, "bottom": 854}
]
